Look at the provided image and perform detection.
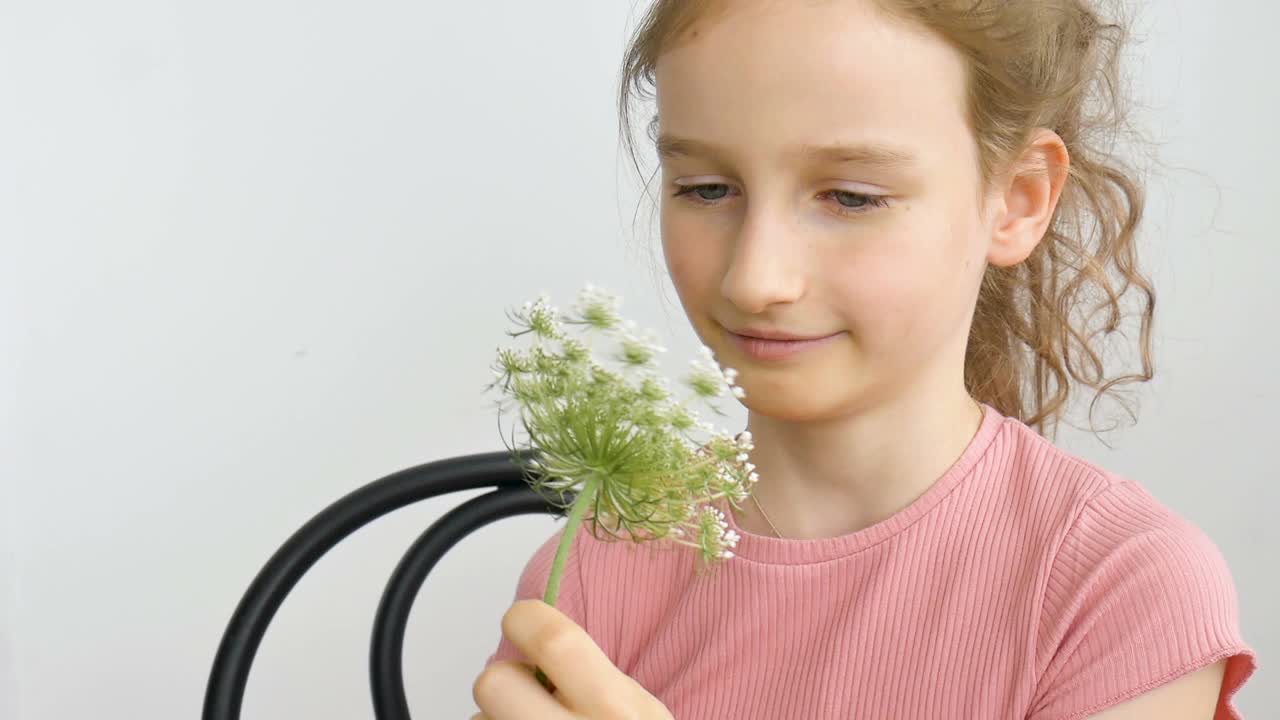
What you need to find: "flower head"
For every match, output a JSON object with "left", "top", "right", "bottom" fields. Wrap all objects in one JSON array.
[
  {"left": 565, "top": 283, "right": 622, "bottom": 332},
  {"left": 683, "top": 344, "right": 746, "bottom": 415},
  {"left": 486, "top": 283, "right": 758, "bottom": 581},
  {"left": 613, "top": 319, "right": 668, "bottom": 369}
]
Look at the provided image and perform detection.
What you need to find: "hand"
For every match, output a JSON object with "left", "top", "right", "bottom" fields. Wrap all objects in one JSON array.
[{"left": 471, "top": 599, "right": 674, "bottom": 719}]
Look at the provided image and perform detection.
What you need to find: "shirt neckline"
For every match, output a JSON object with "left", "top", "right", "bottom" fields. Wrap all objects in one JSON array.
[{"left": 717, "top": 402, "right": 1006, "bottom": 565}]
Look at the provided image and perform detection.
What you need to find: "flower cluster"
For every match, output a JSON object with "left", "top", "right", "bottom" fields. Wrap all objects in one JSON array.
[{"left": 486, "top": 284, "right": 758, "bottom": 599}]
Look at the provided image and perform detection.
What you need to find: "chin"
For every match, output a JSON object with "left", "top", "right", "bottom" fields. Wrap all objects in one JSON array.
[
  {"left": 742, "top": 396, "right": 847, "bottom": 424},
  {"left": 735, "top": 375, "right": 857, "bottom": 423}
]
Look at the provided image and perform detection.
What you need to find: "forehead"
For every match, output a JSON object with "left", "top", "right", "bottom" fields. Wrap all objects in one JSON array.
[{"left": 652, "top": 1, "right": 972, "bottom": 169}]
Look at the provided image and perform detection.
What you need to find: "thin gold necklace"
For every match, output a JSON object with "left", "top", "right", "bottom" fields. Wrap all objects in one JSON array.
[{"left": 750, "top": 492, "right": 785, "bottom": 538}]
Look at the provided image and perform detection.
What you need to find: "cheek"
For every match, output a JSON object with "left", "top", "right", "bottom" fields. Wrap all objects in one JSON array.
[
  {"left": 833, "top": 215, "right": 979, "bottom": 349},
  {"left": 660, "top": 212, "right": 718, "bottom": 304}
]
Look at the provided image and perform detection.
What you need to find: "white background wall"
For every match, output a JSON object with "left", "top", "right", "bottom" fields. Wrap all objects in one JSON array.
[{"left": 2, "top": 1, "right": 1274, "bottom": 718}]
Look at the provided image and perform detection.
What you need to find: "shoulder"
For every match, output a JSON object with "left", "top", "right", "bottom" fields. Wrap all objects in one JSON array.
[
  {"left": 982, "top": 414, "right": 1132, "bottom": 550},
  {"left": 1044, "top": 476, "right": 1240, "bottom": 623},
  {"left": 990, "top": 414, "right": 1242, "bottom": 648},
  {"left": 980, "top": 413, "right": 1237, "bottom": 566},
  {"left": 1002, "top": 416, "right": 1236, "bottom": 603},
  {"left": 1006, "top": 427, "right": 1258, "bottom": 719},
  {"left": 1027, "top": 478, "right": 1256, "bottom": 719},
  {"left": 992, "top": 412, "right": 1122, "bottom": 506}
]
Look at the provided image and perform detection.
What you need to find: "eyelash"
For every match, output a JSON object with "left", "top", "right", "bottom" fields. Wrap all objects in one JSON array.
[{"left": 670, "top": 184, "right": 890, "bottom": 217}]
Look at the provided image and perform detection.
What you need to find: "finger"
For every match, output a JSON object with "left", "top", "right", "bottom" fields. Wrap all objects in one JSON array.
[
  {"left": 502, "top": 599, "right": 642, "bottom": 716},
  {"left": 473, "top": 660, "right": 571, "bottom": 720}
]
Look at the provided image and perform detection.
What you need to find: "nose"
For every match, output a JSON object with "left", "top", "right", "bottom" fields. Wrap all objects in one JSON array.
[{"left": 719, "top": 202, "right": 807, "bottom": 315}]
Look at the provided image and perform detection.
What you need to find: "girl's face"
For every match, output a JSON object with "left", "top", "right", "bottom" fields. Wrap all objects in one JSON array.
[{"left": 655, "top": 0, "right": 995, "bottom": 421}]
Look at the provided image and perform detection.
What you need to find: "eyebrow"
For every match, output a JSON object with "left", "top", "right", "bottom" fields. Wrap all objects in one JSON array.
[{"left": 655, "top": 134, "right": 919, "bottom": 170}]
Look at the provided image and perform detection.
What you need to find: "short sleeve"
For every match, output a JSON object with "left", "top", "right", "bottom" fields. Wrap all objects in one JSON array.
[
  {"left": 1028, "top": 481, "right": 1257, "bottom": 720},
  {"left": 484, "top": 524, "right": 588, "bottom": 668}
]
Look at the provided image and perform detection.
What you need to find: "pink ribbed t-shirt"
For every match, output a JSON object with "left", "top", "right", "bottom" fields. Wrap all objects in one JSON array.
[{"left": 486, "top": 404, "right": 1257, "bottom": 719}]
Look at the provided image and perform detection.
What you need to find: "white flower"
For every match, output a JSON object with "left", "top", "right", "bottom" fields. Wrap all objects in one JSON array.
[
  {"left": 615, "top": 322, "right": 668, "bottom": 368},
  {"left": 570, "top": 283, "right": 623, "bottom": 331},
  {"left": 685, "top": 347, "right": 747, "bottom": 404},
  {"left": 491, "top": 283, "right": 762, "bottom": 592},
  {"left": 517, "top": 295, "right": 564, "bottom": 340}
]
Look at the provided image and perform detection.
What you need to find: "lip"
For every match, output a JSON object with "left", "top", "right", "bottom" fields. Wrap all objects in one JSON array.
[
  {"left": 724, "top": 326, "right": 843, "bottom": 361},
  {"left": 733, "top": 327, "right": 834, "bottom": 342}
]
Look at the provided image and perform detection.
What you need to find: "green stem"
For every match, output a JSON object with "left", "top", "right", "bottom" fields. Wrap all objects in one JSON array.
[
  {"left": 543, "top": 476, "right": 598, "bottom": 607},
  {"left": 534, "top": 476, "right": 598, "bottom": 693}
]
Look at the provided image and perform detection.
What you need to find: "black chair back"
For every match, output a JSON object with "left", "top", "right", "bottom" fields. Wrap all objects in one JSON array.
[{"left": 203, "top": 449, "right": 574, "bottom": 720}]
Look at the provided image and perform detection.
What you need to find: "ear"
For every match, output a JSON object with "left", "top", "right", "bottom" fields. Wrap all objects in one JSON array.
[{"left": 986, "top": 128, "right": 1070, "bottom": 267}]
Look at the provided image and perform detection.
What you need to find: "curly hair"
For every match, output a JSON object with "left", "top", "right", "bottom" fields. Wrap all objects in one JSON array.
[{"left": 617, "top": 0, "right": 1157, "bottom": 440}]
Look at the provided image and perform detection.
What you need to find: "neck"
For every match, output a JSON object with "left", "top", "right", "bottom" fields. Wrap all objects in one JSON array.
[{"left": 735, "top": 386, "right": 985, "bottom": 540}]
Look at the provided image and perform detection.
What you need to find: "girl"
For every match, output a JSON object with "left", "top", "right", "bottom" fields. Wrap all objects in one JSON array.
[{"left": 474, "top": 1, "right": 1257, "bottom": 718}]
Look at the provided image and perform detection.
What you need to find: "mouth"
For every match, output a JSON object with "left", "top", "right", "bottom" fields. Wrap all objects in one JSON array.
[
  {"left": 731, "top": 328, "right": 837, "bottom": 342},
  {"left": 722, "top": 326, "right": 844, "bottom": 361}
]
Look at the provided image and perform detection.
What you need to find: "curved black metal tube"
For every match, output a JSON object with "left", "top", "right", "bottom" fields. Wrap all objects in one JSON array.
[
  {"left": 203, "top": 449, "right": 549, "bottom": 720},
  {"left": 369, "top": 486, "right": 579, "bottom": 720}
]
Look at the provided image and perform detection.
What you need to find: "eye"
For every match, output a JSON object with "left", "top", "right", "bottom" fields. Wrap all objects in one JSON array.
[
  {"left": 670, "top": 183, "right": 890, "bottom": 216},
  {"left": 672, "top": 184, "right": 734, "bottom": 203},
  {"left": 822, "top": 190, "right": 890, "bottom": 216},
  {"left": 832, "top": 191, "right": 870, "bottom": 208}
]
